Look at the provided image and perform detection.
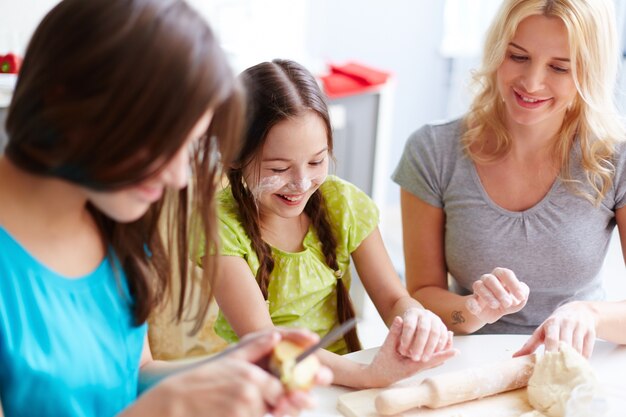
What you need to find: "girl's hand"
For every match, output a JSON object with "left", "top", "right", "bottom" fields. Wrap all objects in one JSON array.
[
  {"left": 465, "top": 267, "right": 529, "bottom": 324},
  {"left": 514, "top": 301, "right": 597, "bottom": 359},
  {"left": 397, "top": 308, "right": 453, "bottom": 362},
  {"left": 364, "top": 317, "right": 458, "bottom": 388}
]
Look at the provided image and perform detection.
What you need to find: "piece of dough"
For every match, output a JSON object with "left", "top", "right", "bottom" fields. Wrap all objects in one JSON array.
[{"left": 526, "top": 343, "right": 604, "bottom": 417}]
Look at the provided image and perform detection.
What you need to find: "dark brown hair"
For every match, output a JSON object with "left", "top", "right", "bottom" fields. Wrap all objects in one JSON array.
[
  {"left": 227, "top": 59, "right": 361, "bottom": 351},
  {"left": 5, "top": 0, "right": 243, "bottom": 333}
]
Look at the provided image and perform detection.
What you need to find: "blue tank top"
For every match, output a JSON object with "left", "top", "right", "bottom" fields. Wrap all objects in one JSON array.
[{"left": 0, "top": 227, "right": 146, "bottom": 417}]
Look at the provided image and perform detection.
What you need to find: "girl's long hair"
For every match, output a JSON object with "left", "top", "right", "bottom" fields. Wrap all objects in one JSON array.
[
  {"left": 5, "top": 0, "right": 244, "bottom": 333},
  {"left": 227, "top": 59, "right": 361, "bottom": 351}
]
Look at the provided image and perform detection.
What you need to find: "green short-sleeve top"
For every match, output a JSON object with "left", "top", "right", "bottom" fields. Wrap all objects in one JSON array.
[{"left": 214, "top": 175, "right": 379, "bottom": 354}]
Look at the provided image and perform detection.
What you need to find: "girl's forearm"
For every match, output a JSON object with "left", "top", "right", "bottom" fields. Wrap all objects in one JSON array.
[{"left": 316, "top": 348, "right": 370, "bottom": 389}]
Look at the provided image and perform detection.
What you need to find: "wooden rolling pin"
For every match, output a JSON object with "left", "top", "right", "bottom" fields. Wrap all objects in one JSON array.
[{"left": 375, "top": 354, "right": 536, "bottom": 415}]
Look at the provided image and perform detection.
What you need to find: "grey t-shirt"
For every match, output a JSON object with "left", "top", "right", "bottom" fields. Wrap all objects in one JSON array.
[{"left": 393, "top": 118, "right": 626, "bottom": 334}]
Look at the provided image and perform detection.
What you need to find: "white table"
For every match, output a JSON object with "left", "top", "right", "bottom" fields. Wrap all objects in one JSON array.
[{"left": 302, "top": 334, "right": 626, "bottom": 417}]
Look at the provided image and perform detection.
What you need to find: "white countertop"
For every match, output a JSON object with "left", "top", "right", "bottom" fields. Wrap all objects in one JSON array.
[{"left": 302, "top": 334, "right": 626, "bottom": 417}]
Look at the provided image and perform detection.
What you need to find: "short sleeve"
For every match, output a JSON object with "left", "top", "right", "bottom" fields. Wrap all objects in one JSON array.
[
  {"left": 216, "top": 192, "right": 250, "bottom": 258},
  {"left": 613, "top": 141, "right": 626, "bottom": 209},
  {"left": 392, "top": 124, "right": 445, "bottom": 208},
  {"left": 218, "top": 218, "right": 248, "bottom": 257},
  {"left": 321, "top": 176, "right": 379, "bottom": 253}
]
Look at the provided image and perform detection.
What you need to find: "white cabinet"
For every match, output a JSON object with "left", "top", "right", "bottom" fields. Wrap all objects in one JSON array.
[
  {"left": 326, "top": 82, "right": 394, "bottom": 317},
  {"left": 327, "top": 82, "right": 394, "bottom": 211}
]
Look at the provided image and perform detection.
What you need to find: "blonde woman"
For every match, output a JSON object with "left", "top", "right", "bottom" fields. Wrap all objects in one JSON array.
[{"left": 394, "top": 0, "right": 626, "bottom": 358}]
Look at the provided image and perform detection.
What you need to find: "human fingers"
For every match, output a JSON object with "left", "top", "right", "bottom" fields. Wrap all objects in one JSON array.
[
  {"left": 492, "top": 267, "right": 527, "bottom": 303},
  {"left": 516, "top": 282, "right": 530, "bottom": 305},
  {"left": 314, "top": 365, "right": 334, "bottom": 386},
  {"left": 398, "top": 310, "right": 419, "bottom": 357},
  {"left": 435, "top": 327, "right": 453, "bottom": 353},
  {"left": 472, "top": 277, "right": 502, "bottom": 310},
  {"left": 420, "top": 314, "right": 447, "bottom": 362},
  {"left": 272, "top": 391, "right": 315, "bottom": 417},
  {"left": 582, "top": 330, "right": 596, "bottom": 359},
  {"left": 480, "top": 271, "right": 515, "bottom": 308},
  {"left": 275, "top": 327, "right": 320, "bottom": 347},
  {"left": 220, "top": 359, "right": 285, "bottom": 413},
  {"left": 380, "top": 316, "right": 403, "bottom": 355},
  {"left": 443, "top": 331, "right": 454, "bottom": 350},
  {"left": 465, "top": 294, "right": 487, "bottom": 315},
  {"left": 230, "top": 331, "right": 281, "bottom": 363},
  {"left": 287, "top": 390, "right": 317, "bottom": 411},
  {"left": 403, "top": 309, "right": 432, "bottom": 361},
  {"left": 416, "top": 347, "right": 459, "bottom": 372},
  {"left": 513, "top": 329, "right": 544, "bottom": 357},
  {"left": 558, "top": 318, "right": 575, "bottom": 347},
  {"left": 544, "top": 322, "right": 560, "bottom": 353},
  {"left": 408, "top": 313, "right": 432, "bottom": 361},
  {"left": 571, "top": 325, "right": 585, "bottom": 355}
]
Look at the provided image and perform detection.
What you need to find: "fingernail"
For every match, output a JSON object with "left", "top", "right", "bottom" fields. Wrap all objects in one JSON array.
[{"left": 467, "top": 298, "right": 481, "bottom": 314}]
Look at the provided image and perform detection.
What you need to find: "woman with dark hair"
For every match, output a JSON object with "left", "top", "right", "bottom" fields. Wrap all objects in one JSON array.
[
  {"left": 204, "top": 59, "right": 457, "bottom": 389},
  {"left": 0, "top": 1, "right": 329, "bottom": 416}
]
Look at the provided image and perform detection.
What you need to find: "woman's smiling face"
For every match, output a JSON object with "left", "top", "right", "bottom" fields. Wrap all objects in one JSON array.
[{"left": 497, "top": 14, "right": 578, "bottom": 132}]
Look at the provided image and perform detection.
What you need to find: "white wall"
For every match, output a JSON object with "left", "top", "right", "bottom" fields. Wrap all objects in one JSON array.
[
  {"left": 0, "top": 0, "right": 58, "bottom": 55},
  {"left": 305, "top": 1, "right": 448, "bottom": 206},
  {"left": 2, "top": 0, "right": 624, "bottom": 287}
]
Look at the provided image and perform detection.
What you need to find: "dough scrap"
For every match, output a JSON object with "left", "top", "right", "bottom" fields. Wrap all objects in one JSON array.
[{"left": 525, "top": 343, "right": 606, "bottom": 417}]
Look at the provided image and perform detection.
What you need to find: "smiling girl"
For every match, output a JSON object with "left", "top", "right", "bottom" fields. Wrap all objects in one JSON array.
[{"left": 205, "top": 59, "right": 457, "bottom": 389}]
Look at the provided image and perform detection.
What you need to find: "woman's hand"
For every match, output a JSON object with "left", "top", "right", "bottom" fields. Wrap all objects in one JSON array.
[
  {"left": 465, "top": 267, "right": 529, "bottom": 324},
  {"left": 363, "top": 317, "right": 458, "bottom": 388},
  {"left": 514, "top": 301, "right": 598, "bottom": 358},
  {"left": 126, "top": 329, "right": 332, "bottom": 417},
  {"left": 396, "top": 307, "right": 453, "bottom": 362}
]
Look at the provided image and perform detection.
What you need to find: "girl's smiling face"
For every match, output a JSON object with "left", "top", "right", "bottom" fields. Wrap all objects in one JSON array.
[
  {"left": 245, "top": 111, "right": 329, "bottom": 219},
  {"left": 497, "top": 14, "right": 578, "bottom": 132}
]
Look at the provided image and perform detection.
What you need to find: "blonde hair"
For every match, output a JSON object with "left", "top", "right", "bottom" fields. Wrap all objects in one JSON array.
[{"left": 463, "top": 0, "right": 625, "bottom": 204}]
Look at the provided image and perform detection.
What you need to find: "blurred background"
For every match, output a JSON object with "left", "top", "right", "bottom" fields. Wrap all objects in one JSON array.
[{"left": 1, "top": 0, "right": 626, "bottom": 347}]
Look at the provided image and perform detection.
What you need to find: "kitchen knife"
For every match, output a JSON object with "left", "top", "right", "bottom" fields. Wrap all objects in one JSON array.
[{"left": 295, "top": 318, "right": 357, "bottom": 364}]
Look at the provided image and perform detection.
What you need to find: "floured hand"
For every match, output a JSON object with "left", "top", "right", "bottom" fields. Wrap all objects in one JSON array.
[
  {"left": 465, "top": 267, "right": 529, "bottom": 324},
  {"left": 362, "top": 317, "right": 458, "bottom": 388},
  {"left": 514, "top": 301, "right": 597, "bottom": 358},
  {"left": 396, "top": 307, "right": 453, "bottom": 362}
]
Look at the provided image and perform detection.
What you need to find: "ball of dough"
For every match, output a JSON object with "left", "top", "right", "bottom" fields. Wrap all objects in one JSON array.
[{"left": 527, "top": 343, "right": 602, "bottom": 417}]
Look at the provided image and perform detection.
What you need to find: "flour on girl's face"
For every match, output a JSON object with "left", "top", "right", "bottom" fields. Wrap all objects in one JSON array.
[{"left": 249, "top": 174, "right": 327, "bottom": 203}]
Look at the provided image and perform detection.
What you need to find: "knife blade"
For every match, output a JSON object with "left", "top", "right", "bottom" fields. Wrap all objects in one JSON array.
[
  {"left": 141, "top": 318, "right": 358, "bottom": 390},
  {"left": 294, "top": 318, "right": 358, "bottom": 364}
]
